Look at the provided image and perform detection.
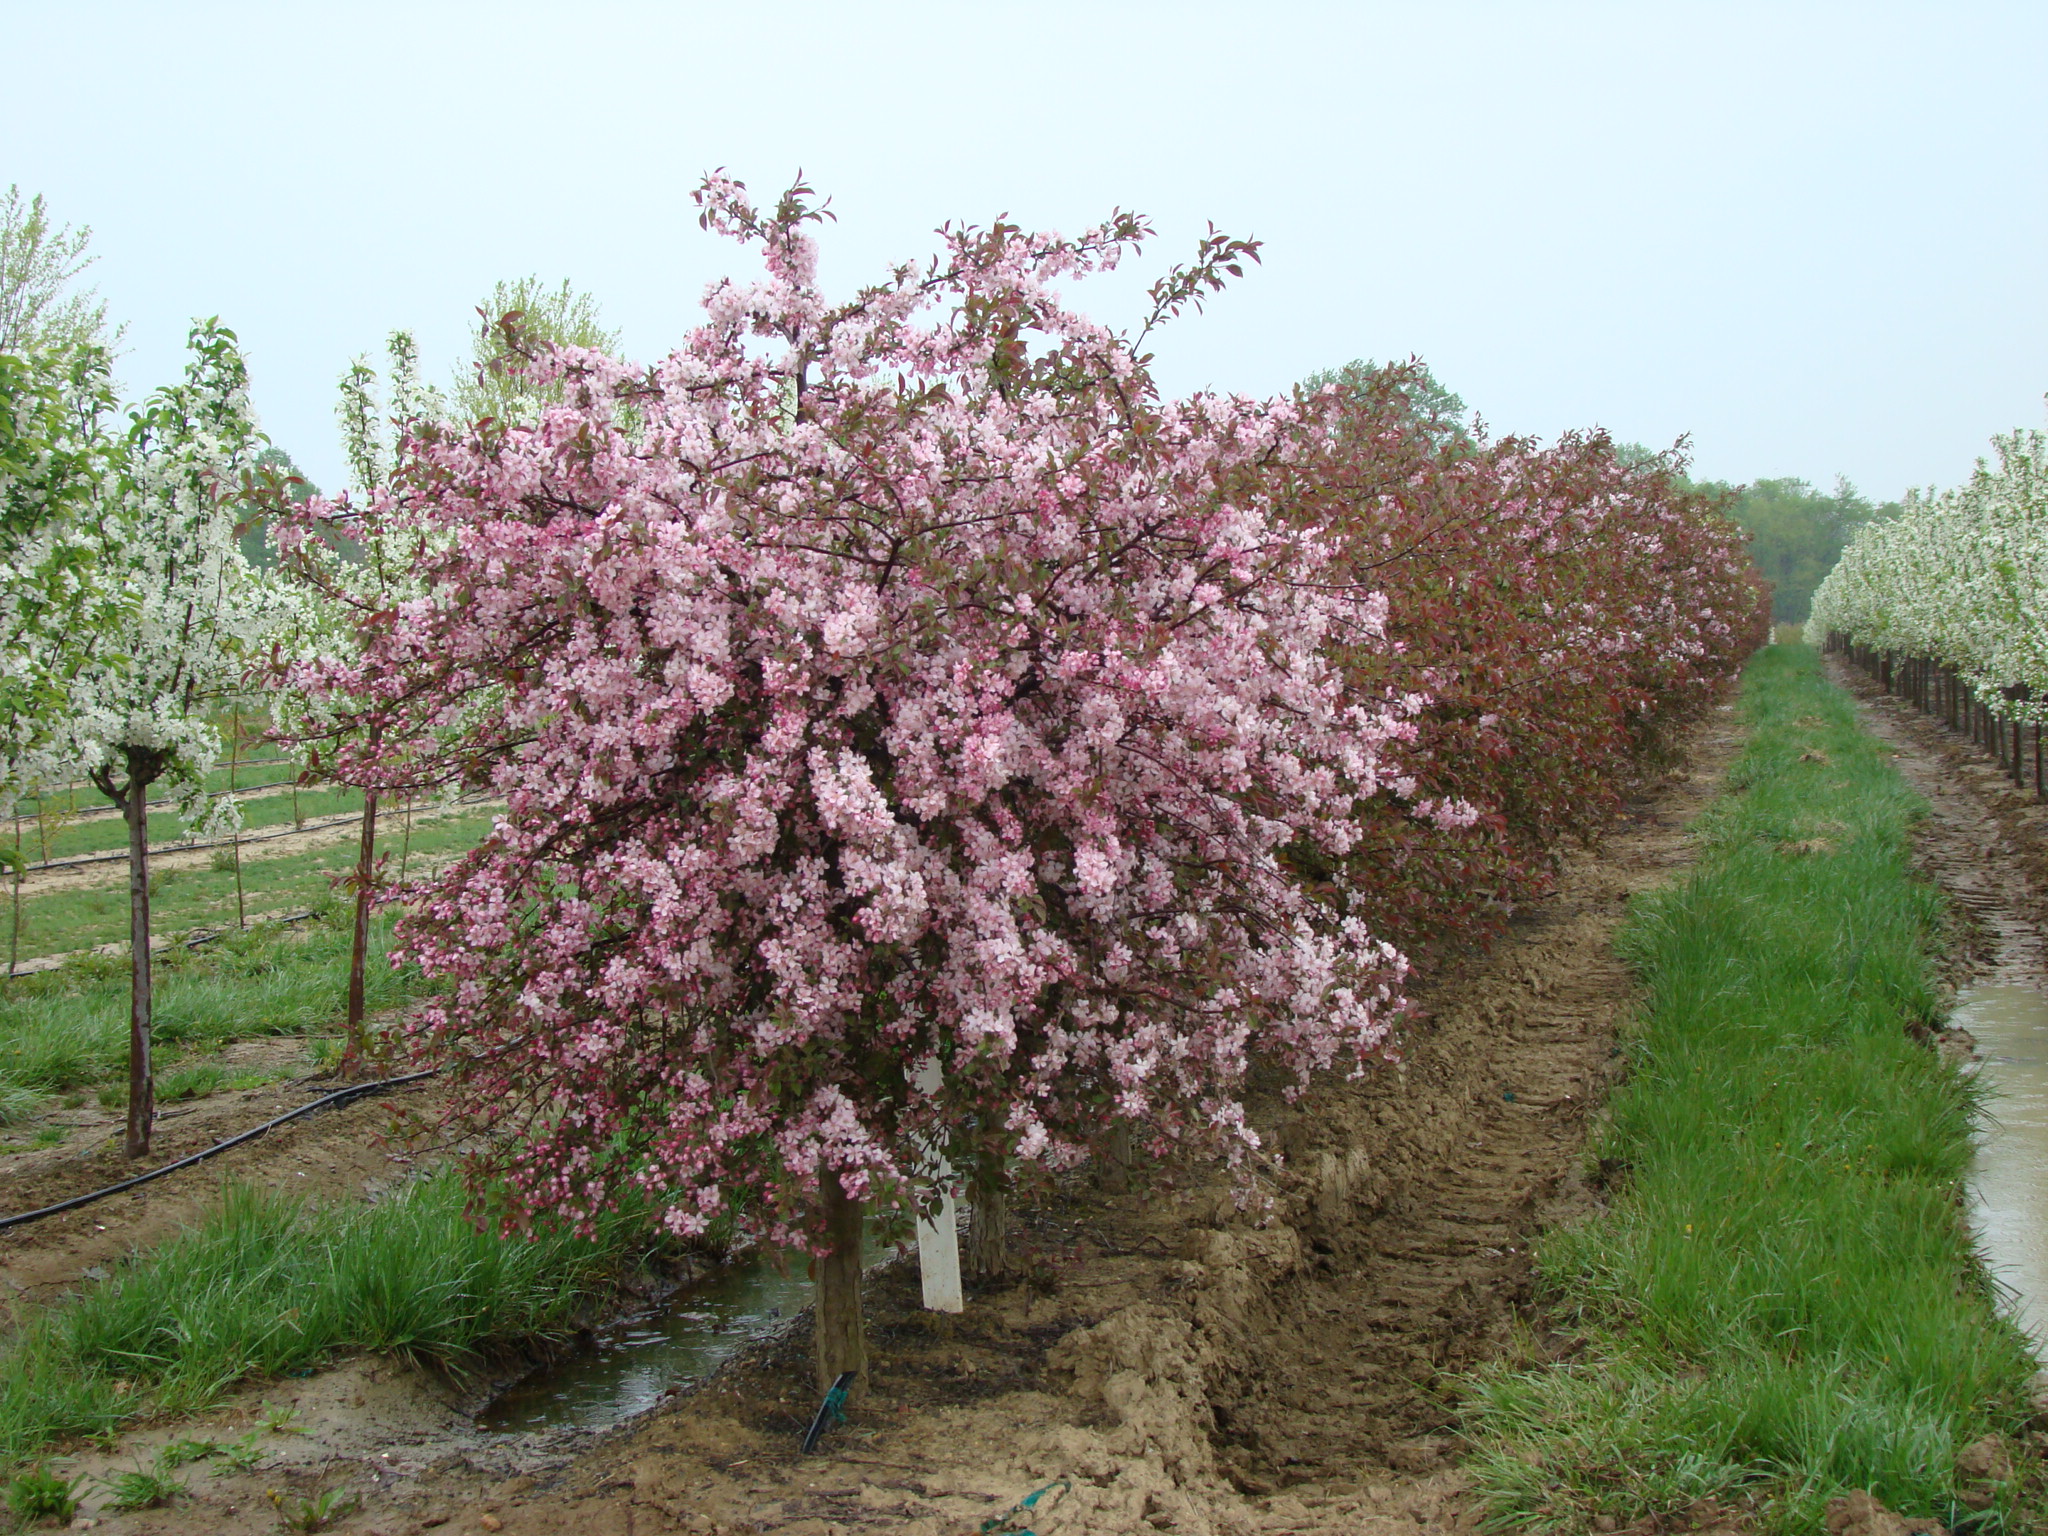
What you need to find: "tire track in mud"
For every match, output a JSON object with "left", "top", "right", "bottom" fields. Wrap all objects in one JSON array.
[
  {"left": 1827, "top": 660, "right": 2048, "bottom": 987},
  {"left": 1205, "top": 723, "right": 1746, "bottom": 1511}
]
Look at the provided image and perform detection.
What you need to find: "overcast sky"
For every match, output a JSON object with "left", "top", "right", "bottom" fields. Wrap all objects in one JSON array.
[{"left": 7, "top": 2, "right": 2043, "bottom": 500}]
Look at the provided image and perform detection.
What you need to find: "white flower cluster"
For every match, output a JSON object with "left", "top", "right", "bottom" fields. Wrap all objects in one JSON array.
[
  {"left": 0, "top": 344, "right": 126, "bottom": 808},
  {"left": 1809, "top": 416, "right": 2048, "bottom": 722},
  {"left": 54, "top": 321, "right": 301, "bottom": 827}
]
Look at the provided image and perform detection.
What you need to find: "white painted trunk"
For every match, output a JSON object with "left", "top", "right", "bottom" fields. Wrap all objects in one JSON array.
[{"left": 913, "top": 1058, "right": 964, "bottom": 1313}]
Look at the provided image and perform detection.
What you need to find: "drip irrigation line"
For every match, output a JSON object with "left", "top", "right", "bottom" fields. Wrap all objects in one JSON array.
[{"left": 0, "top": 1068, "right": 440, "bottom": 1232}]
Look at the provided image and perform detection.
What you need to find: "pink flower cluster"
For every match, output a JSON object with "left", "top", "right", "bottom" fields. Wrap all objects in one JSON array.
[{"left": 286, "top": 182, "right": 1414, "bottom": 1243}]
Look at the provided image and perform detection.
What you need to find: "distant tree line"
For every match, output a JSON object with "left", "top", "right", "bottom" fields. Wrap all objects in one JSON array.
[
  {"left": 1316, "top": 358, "right": 1897, "bottom": 626},
  {"left": 1703, "top": 477, "right": 1901, "bottom": 623}
]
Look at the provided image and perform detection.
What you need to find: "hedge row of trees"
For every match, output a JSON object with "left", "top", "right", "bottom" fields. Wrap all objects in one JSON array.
[
  {"left": 1809, "top": 412, "right": 2047, "bottom": 730},
  {"left": 270, "top": 177, "right": 1767, "bottom": 1386},
  {"left": 2, "top": 177, "right": 1766, "bottom": 1383}
]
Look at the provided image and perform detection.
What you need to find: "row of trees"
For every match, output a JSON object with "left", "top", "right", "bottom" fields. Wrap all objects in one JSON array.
[
  {"left": 2, "top": 178, "right": 1765, "bottom": 1384},
  {"left": 273, "top": 177, "right": 1766, "bottom": 1387},
  {"left": 1809, "top": 412, "right": 2047, "bottom": 721},
  {"left": 0, "top": 185, "right": 624, "bottom": 1157}
]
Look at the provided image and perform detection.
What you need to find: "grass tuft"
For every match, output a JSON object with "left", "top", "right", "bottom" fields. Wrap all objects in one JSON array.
[
  {"left": 0, "top": 1172, "right": 663, "bottom": 1470},
  {"left": 1464, "top": 643, "right": 2038, "bottom": 1533}
]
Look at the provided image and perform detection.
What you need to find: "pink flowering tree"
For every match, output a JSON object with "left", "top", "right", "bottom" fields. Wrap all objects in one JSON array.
[{"left": 282, "top": 178, "right": 1412, "bottom": 1387}]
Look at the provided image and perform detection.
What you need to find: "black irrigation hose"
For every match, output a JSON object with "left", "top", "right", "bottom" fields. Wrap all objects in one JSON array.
[{"left": 0, "top": 1068, "right": 440, "bottom": 1232}]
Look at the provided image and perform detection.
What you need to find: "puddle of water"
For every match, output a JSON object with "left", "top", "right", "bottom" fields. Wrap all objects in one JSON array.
[
  {"left": 1961, "top": 982, "right": 2048, "bottom": 1355},
  {"left": 477, "top": 1251, "right": 815, "bottom": 1433}
]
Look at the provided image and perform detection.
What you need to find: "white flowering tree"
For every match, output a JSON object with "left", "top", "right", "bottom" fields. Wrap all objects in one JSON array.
[
  {"left": 0, "top": 342, "right": 126, "bottom": 810},
  {"left": 62, "top": 320, "right": 297, "bottom": 1157},
  {"left": 1810, "top": 415, "right": 2048, "bottom": 722}
]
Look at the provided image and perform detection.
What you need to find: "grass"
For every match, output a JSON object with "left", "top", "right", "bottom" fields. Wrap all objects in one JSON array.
[
  {"left": 97, "top": 1458, "right": 187, "bottom": 1509},
  {"left": 3, "top": 1463, "right": 82, "bottom": 1524},
  {"left": 0, "top": 806, "right": 491, "bottom": 961},
  {"left": 1464, "top": 642, "right": 2039, "bottom": 1533},
  {"left": 9, "top": 784, "right": 367, "bottom": 866},
  {"left": 12, "top": 756, "right": 302, "bottom": 821},
  {"left": 0, "top": 914, "right": 440, "bottom": 1118},
  {"left": 0, "top": 1172, "right": 663, "bottom": 1470}
]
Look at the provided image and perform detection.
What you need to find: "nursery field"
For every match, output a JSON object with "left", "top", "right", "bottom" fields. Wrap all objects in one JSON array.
[
  {"left": 0, "top": 642, "right": 2038, "bottom": 1536},
  {"left": 3, "top": 167, "right": 2038, "bottom": 1536},
  {"left": 1, "top": 801, "right": 492, "bottom": 965}
]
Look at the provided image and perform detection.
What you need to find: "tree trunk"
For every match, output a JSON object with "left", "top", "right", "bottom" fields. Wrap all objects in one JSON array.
[
  {"left": 228, "top": 710, "right": 245, "bottom": 929},
  {"left": 398, "top": 790, "right": 414, "bottom": 884},
  {"left": 813, "top": 1166, "right": 867, "bottom": 1392},
  {"left": 9, "top": 814, "right": 20, "bottom": 978},
  {"left": 119, "top": 752, "right": 156, "bottom": 1160},
  {"left": 967, "top": 1169, "right": 1009, "bottom": 1279},
  {"left": 1101, "top": 1122, "right": 1135, "bottom": 1193},
  {"left": 343, "top": 788, "right": 380, "bottom": 1073}
]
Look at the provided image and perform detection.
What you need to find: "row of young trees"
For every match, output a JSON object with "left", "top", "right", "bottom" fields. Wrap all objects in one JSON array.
[
  {"left": 0, "top": 185, "right": 619, "bottom": 1158},
  {"left": 0, "top": 314, "right": 291, "bottom": 1157},
  {"left": 0, "top": 176, "right": 1765, "bottom": 1382},
  {"left": 270, "top": 177, "right": 1767, "bottom": 1387},
  {"left": 1809, "top": 412, "right": 2048, "bottom": 724}
]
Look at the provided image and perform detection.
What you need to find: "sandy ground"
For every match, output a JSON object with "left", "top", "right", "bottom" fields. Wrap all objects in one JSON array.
[{"left": 0, "top": 702, "right": 1751, "bottom": 1536}]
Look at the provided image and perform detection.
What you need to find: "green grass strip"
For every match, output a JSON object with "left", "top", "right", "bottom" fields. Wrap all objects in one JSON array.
[
  {"left": 0, "top": 809, "right": 491, "bottom": 960},
  {"left": 0, "top": 914, "right": 439, "bottom": 1104},
  {"left": 1465, "top": 643, "right": 2038, "bottom": 1533},
  {"left": 0, "top": 1173, "right": 660, "bottom": 1469},
  {"left": 14, "top": 784, "right": 366, "bottom": 865}
]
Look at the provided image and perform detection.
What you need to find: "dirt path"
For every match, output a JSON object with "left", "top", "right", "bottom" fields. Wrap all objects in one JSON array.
[{"left": 7, "top": 707, "right": 1736, "bottom": 1536}]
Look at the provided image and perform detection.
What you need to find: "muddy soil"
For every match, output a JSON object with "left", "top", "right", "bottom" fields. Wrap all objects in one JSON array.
[
  {"left": 1824, "top": 660, "right": 2048, "bottom": 975},
  {"left": 16, "top": 707, "right": 1748, "bottom": 1536}
]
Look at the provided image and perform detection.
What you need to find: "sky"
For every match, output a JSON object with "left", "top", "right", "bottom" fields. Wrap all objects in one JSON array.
[{"left": 5, "top": 2, "right": 2044, "bottom": 501}]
